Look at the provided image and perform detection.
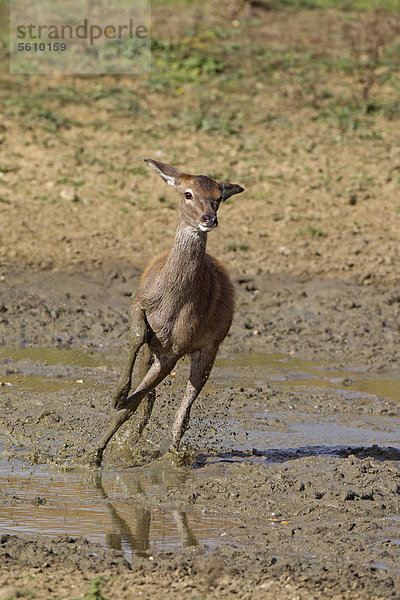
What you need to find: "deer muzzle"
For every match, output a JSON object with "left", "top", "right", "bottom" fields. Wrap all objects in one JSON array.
[{"left": 199, "top": 214, "right": 218, "bottom": 232}]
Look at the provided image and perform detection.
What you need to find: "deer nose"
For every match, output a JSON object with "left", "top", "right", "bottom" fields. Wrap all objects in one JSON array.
[{"left": 202, "top": 214, "right": 218, "bottom": 228}]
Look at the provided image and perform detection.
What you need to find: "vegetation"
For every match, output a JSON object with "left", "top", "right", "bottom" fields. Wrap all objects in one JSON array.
[
  {"left": 1, "top": 0, "right": 400, "bottom": 123},
  {"left": 70, "top": 576, "right": 108, "bottom": 600},
  {"left": 0, "top": 0, "right": 399, "bottom": 282}
]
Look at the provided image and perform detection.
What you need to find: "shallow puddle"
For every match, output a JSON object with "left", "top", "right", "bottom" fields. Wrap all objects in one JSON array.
[
  {"left": 216, "top": 352, "right": 400, "bottom": 401},
  {"left": 0, "top": 346, "right": 107, "bottom": 368},
  {"left": 1, "top": 346, "right": 399, "bottom": 457},
  {"left": 0, "top": 373, "right": 109, "bottom": 393},
  {"left": 209, "top": 411, "right": 400, "bottom": 464},
  {"left": 0, "top": 463, "right": 237, "bottom": 560},
  {"left": 0, "top": 345, "right": 110, "bottom": 392},
  {"left": 211, "top": 351, "right": 400, "bottom": 462},
  {"left": 1, "top": 345, "right": 399, "bottom": 400}
]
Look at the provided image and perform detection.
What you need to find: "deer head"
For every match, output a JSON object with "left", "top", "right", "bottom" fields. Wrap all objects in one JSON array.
[{"left": 144, "top": 158, "right": 244, "bottom": 232}]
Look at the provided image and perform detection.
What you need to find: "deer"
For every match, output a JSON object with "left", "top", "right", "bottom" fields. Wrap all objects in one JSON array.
[{"left": 89, "top": 159, "right": 244, "bottom": 466}]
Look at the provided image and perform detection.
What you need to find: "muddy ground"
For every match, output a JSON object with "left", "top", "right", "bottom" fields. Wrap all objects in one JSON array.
[
  {"left": 0, "top": 266, "right": 399, "bottom": 600},
  {"left": 1, "top": 1, "right": 400, "bottom": 598}
]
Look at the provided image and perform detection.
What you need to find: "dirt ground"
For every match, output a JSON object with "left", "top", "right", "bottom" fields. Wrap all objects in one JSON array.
[{"left": 0, "top": 2, "right": 400, "bottom": 599}]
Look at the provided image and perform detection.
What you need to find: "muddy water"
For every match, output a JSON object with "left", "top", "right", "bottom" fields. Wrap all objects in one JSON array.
[
  {"left": 0, "top": 462, "right": 238, "bottom": 561},
  {"left": 211, "top": 351, "right": 400, "bottom": 459},
  {"left": 216, "top": 352, "right": 400, "bottom": 401},
  {"left": 0, "top": 346, "right": 108, "bottom": 368},
  {"left": 2, "top": 345, "right": 399, "bottom": 400},
  {"left": 0, "top": 346, "right": 110, "bottom": 392},
  {"left": 217, "top": 411, "right": 400, "bottom": 461}
]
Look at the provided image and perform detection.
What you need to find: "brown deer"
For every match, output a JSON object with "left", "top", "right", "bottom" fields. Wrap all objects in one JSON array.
[{"left": 89, "top": 159, "right": 244, "bottom": 466}]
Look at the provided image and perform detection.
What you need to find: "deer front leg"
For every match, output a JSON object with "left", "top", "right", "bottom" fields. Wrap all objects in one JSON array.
[
  {"left": 133, "top": 345, "right": 156, "bottom": 439},
  {"left": 112, "top": 302, "right": 148, "bottom": 409},
  {"left": 170, "top": 344, "right": 219, "bottom": 452},
  {"left": 121, "top": 351, "right": 178, "bottom": 411}
]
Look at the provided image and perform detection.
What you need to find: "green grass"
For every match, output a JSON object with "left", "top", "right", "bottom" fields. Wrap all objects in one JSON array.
[
  {"left": 228, "top": 242, "right": 250, "bottom": 252},
  {"left": 298, "top": 225, "right": 327, "bottom": 238},
  {"left": 0, "top": 0, "right": 400, "bottom": 140},
  {"left": 152, "top": 0, "right": 400, "bottom": 8},
  {"left": 265, "top": 0, "right": 400, "bottom": 8},
  {"left": 148, "top": 34, "right": 229, "bottom": 88},
  {"left": 70, "top": 576, "right": 108, "bottom": 600}
]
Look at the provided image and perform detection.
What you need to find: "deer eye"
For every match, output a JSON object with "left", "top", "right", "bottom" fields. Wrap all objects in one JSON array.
[{"left": 185, "top": 191, "right": 193, "bottom": 200}]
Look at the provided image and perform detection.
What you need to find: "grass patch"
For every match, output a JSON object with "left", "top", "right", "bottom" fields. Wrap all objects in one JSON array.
[
  {"left": 241, "top": 0, "right": 400, "bottom": 9},
  {"left": 298, "top": 225, "right": 327, "bottom": 237},
  {"left": 149, "top": 34, "right": 229, "bottom": 88},
  {"left": 228, "top": 242, "right": 250, "bottom": 252},
  {"left": 70, "top": 576, "right": 108, "bottom": 600}
]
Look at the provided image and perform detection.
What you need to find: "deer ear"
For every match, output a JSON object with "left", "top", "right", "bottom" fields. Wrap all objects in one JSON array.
[
  {"left": 144, "top": 158, "right": 179, "bottom": 186},
  {"left": 219, "top": 181, "right": 245, "bottom": 201}
]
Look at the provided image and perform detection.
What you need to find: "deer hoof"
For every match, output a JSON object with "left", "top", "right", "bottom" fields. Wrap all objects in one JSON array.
[
  {"left": 165, "top": 447, "right": 194, "bottom": 467},
  {"left": 85, "top": 448, "right": 103, "bottom": 468}
]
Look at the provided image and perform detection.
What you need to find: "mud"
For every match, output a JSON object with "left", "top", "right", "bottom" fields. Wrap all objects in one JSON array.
[{"left": 0, "top": 266, "right": 399, "bottom": 599}]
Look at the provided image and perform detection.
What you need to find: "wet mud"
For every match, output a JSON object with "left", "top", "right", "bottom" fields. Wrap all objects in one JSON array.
[{"left": 0, "top": 266, "right": 399, "bottom": 599}]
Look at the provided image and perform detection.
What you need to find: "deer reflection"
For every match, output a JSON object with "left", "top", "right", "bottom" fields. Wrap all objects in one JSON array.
[{"left": 88, "top": 469, "right": 198, "bottom": 558}]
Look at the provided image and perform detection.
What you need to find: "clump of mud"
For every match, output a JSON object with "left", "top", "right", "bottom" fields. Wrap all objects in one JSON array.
[{"left": 0, "top": 534, "right": 130, "bottom": 573}]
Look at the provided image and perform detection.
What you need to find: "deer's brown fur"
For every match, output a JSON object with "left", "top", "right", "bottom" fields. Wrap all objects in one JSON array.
[{"left": 89, "top": 159, "right": 244, "bottom": 465}]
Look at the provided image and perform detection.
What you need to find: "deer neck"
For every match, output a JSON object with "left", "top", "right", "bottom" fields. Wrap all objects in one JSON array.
[{"left": 163, "top": 223, "right": 207, "bottom": 296}]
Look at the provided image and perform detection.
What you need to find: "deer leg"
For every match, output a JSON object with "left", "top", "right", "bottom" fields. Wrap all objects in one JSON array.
[
  {"left": 91, "top": 352, "right": 177, "bottom": 465},
  {"left": 134, "top": 344, "right": 156, "bottom": 438},
  {"left": 170, "top": 344, "right": 219, "bottom": 452},
  {"left": 121, "top": 350, "right": 178, "bottom": 411},
  {"left": 112, "top": 303, "right": 148, "bottom": 409}
]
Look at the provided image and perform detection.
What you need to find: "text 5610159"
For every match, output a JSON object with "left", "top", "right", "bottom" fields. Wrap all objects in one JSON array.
[{"left": 18, "top": 42, "right": 67, "bottom": 51}]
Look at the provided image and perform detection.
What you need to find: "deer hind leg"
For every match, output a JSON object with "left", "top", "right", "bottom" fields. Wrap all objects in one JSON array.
[
  {"left": 170, "top": 343, "right": 219, "bottom": 452},
  {"left": 112, "top": 303, "right": 149, "bottom": 409}
]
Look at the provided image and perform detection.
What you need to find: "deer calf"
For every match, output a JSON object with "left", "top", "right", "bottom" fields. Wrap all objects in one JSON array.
[{"left": 90, "top": 159, "right": 244, "bottom": 465}]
